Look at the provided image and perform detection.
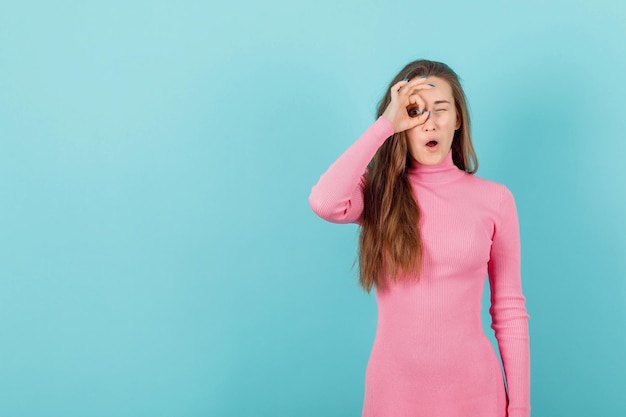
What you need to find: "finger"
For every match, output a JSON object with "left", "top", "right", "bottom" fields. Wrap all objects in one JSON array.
[
  {"left": 403, "top": 76, "right": 432, "bottom": 88},
  {"left": 394, "top": 76, "right": 433, "bottom": 96},
  {"left": 406, "top": 91, "right": 426, "bottom": 110},
  {"left": 391, "top": 79, "right": 410, "bottom": 96},
  {"left": 419, "top": 110, "right": 431, "bottom": 125},
  {"left": 396, "top": 111, "right": 430, "bottom": 133},
  {"left": 403, "top": 82, "right": 435, "bottom": 98},
  {"left": 405, "top": 110, "right": 431, "bottom": 129},
  {"left": 400, "top": 83, "right": 434, "bottom": 106}
]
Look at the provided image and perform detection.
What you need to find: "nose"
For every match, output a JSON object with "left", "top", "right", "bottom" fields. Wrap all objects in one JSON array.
[{"left": 423, "top": 113, "right": 436, "bottom": 131}]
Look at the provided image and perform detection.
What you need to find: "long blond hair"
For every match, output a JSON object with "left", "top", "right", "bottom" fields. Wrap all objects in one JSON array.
[{"left": 358, "top": 60, "right": 478, "bottom": 292}]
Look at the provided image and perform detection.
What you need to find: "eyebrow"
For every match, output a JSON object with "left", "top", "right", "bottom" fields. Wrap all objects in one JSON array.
[{"left": 434, "top": 100, "right": 451, "bottom": 105}]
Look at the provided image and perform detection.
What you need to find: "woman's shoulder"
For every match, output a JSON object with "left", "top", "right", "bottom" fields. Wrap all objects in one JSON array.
[
  {"left": 464, "top": 173, "right": 509, "bottom": 189},
  {"left": 461, "top": 173, "right": 514, "bottom": 204}
]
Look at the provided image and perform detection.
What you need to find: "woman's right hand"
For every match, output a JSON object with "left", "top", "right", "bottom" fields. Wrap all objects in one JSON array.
[{"left": 381, "top": 77, "right": 434, "bottom": 133}]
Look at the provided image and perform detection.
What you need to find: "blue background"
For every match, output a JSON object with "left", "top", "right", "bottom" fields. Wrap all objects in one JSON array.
[{"left": 1, "top": 1, "right": 624, "bottom": 416}]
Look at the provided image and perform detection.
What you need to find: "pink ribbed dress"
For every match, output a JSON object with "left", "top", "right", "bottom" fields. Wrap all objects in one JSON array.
[{"left": 309, "top": 117, "right": 530, "bottom": 417}]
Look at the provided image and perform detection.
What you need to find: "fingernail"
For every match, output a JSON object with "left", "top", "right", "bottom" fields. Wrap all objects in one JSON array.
[
  {"left": 402, "top": 77, "right": 410, "bottom": 81},
  {"left": 421, "top": 109, "right": 426, "bottom": 114},
  {"left": 428, "top": 83, "right": 435, "bottom": 87},
  {"left": 421, "top": 75, "right": 428, "bottom": 79}
]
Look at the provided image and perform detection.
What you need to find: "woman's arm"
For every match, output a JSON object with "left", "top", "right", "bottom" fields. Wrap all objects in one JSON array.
[
  {"left": 309, "top": 77, "right": 433, "bottom": 223},
  {"left": 308, "top": 116, "right": 394, "bottom": 223},
  {"left": 488, "top": 187, "right": 531, "bottom": 417}
]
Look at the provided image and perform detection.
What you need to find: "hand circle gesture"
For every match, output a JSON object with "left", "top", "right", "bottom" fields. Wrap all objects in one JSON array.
[{"left": 381, "top": 77, "right": 435, "bottom": 133}]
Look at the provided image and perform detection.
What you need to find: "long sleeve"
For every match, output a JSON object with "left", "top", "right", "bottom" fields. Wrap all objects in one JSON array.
[
  {"left": 488, "top": 187, "right": 531, "bottom": 417},
  {"left": 309, "top": 116, "right": 394, "bottom": 223}
]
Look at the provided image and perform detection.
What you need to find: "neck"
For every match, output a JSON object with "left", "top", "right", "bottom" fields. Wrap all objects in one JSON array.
[{"left": 407, "top": 150, "right": 465, "bottom": 183}]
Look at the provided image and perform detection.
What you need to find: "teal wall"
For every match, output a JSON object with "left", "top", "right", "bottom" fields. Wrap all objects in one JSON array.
[{"left": 1, "top": 1, "right": 624, "bottom": 416}]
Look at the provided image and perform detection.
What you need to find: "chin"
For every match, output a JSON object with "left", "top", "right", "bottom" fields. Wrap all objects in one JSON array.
[{"left": 416, "top": 152, "right": 445, "bottom": 165}]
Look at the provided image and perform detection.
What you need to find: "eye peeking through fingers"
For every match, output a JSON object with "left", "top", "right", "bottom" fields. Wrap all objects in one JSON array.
[{"left": 407, "top": 106, "right": 421, "bottom": 118}]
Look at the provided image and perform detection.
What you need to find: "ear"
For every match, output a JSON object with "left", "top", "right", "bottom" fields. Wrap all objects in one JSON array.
[{"left": 455, "top": 114, "right": 461, "bottom": 130}]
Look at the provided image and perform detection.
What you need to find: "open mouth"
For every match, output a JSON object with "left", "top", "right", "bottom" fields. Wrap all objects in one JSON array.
[{"left": 426, "top": 140, "right": 438, "bottom": 148}]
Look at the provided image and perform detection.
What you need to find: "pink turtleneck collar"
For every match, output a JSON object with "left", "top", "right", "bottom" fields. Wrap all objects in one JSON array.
[{"left": 406, "top": 150, "right": 466, "bottom": 184}]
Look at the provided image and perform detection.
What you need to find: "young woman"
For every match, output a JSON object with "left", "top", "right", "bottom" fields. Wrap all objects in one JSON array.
[{"left": 309, "top": 60, "right": 530, "bottom": 417}]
